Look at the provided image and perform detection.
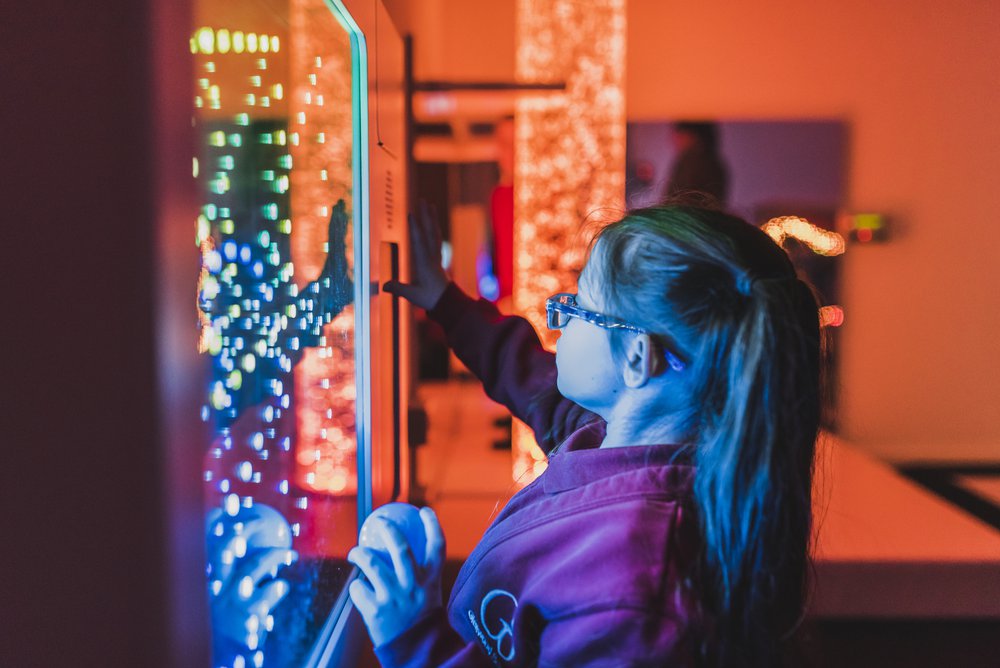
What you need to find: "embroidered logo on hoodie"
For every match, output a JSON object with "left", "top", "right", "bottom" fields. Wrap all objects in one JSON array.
[{"left": 468, "top": 589, "right": 518, "bottom": 664}]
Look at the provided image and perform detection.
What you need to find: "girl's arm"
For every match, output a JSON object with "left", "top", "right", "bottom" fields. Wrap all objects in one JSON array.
[
  {"left": 426, "top": 282, "right": 598, "bottom": 454},
  {"left": 385, "top": 204, "right": 599, "bottom": 454}
]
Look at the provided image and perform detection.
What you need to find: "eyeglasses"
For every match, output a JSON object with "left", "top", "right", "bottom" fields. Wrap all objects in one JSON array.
[{"left": 545, "top": 292, "right": 686, "bottom": 371}]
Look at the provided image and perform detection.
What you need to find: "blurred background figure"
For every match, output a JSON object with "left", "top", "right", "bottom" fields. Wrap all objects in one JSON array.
[
  {"left": 664, "top": 121, "right": 729, "bottom": 206},
  {"left": 489, "top": 116, "right": 515, "bottom": 312}
]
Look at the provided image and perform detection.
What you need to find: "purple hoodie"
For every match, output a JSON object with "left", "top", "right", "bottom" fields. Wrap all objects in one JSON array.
[{"left": 375, "top": 284, "right": 699, "bottom": 667}]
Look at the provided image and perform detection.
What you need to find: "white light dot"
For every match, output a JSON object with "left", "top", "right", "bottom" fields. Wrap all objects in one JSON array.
[
  {"left": 237, "top": 461, "right": 253, "bottom": 482},
  {"left": 224, "top": 493, "right": 240, "bottom": 516},
  {"left": 232, "top": 536, "right": 247, "bottom": 558},
  {"left": 253, "top": 650, "right": 264, "bottom": 667},
  {"left": 239, "top": 575, "right": 254, "bottom": 599},
  {"left": 210, "top": 579, "right": 222, "bottom": 596}
]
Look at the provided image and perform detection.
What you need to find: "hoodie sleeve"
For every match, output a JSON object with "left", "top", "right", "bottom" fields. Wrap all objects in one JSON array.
[{"left": 425, "top": 282, "right": 600, "bottom": 454}]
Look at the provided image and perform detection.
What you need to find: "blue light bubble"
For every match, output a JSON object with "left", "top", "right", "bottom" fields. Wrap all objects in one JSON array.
[
  {"left": 222, "top": 241, "right": 237, "bottom": 261},
  {"left": 252, "top": 261, "right": 264, "bottom": 278},
  {"left": 239, "top": 244, "right": 252, "bottom": 264}
]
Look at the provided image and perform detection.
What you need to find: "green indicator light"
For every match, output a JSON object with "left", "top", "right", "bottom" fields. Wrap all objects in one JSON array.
[
  {"left": 228, "top": 133, "right": 242, "bottom": 147},
  {"left": 204, "top": 204, "right": 218, "bottom": 220},
  {"left": 258, "top": 230, "right": 270, "bottom": 247},
  {"left": 221, "top": 219, "right": 235, "bottom": 234},
  {"left": 277, "top": 155, "right": 292, "bottom": 169},
  {"left": 261, "top": 170, "right": 275, "bottom": 181},
  {"left": 209, "top": 131, "right": 226, "bottom": 147},
  {"left": 235, "top": 113, "right": 249, "bottom": 126},
  {"left": 275, "top": 175, "right": 289, "bottom": 193},
  {"left": 259, "top": 133, "right": 273, "bottom": 145},
  {"left": 263, "top": 204, "right": 279, "bottom": 220},
  {"left": 219, "top": 155, "right": 235, "bottom": 170},
  {"left": 278, "top": 219, "right": 292, "bottom": 234}
]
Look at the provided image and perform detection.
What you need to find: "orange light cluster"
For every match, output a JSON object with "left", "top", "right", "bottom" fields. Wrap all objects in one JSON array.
[
  {"left": 762, "top": 216, "right": 846, "bottom": 257},
  {"left": 512, "top": 0, "right": 626, "bottom": 484},
  {"left": 289, "top": 0, "right": 358, "bottom": 495}
]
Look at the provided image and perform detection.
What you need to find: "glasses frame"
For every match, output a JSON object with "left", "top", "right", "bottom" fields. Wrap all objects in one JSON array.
[{"left": 545, "top": 292, "right": 686, "bottom": 372}]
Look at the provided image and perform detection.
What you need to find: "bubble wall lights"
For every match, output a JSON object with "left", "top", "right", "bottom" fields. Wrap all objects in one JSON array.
[
  {"left": 289, "top": 0, "right": 356, "bottom": 496},
  {"left": 512, "top": 0, "right": 626, "bottom": 485}
]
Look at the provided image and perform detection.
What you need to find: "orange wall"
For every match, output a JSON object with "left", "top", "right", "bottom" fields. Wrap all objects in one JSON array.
[
  {"left": 384, "top": 0, "right": 515, "bottom": 82},
  {"left": 629, "top": 0, "right": 1000, "bottom": 461}
]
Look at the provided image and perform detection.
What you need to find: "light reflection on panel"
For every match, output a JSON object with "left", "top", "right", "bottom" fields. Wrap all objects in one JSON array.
[{"left": 192, "top": 1, "right": 359, "bottom": 665}]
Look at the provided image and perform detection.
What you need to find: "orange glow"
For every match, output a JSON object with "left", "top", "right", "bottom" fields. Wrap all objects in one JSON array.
[
  {"left": 512, "top": 0, "right": 626, "bottom": 484},
  {"left": 762, "top": 215, "right": 846, "bottom": 257},
  {"left": 289, "top": 0, "right": 357, "bottom": 496},
  {"left": 820, "top": 305, "right": 845, "bottom": 328}
]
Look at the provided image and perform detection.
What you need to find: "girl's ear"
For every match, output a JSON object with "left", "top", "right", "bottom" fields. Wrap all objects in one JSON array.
[{"left": 622, "top": 334, "right": 666, "bottom": 388}]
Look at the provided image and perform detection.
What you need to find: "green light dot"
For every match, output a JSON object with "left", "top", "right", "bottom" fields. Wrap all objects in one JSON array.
[
  {"left": 277, "top": 155, "right": 292, "bottom": 169},
  {"left": 219, "top": 155, "right": 235, "bottom": 170},
  {"left": 204, "top": 204, "right": 218, "bottom": 220},
  {"left": 279, "top": 220, "right": 292, "bottom": 234},
  {"left": 209, "top": 131, "right": 226, "bottom": 147},
  {"left": 263, "top": 204, "right": 279, "bottom": 220},
  {"left": 258, "top": 231, "right": 270, "bottom": 247},
  {"left": 220, "top": 218, "right": 235, "bottom": 234},
  {"left": 235, "top": 113, "right": 249, "bottom": 126},
  {"left": 261, "top": 170, "right": 274, "bottom": 181},
  {"left": 228, "top": 369, "right": 243, "bottom": 390},
  {"left": 228, "top": 133, "right": 242, "bottom": 147}
]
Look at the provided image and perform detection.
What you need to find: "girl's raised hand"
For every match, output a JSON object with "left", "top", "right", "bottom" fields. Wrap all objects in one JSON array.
[{"left": 383, "top": 201, "right": 449, "bottom": 310}]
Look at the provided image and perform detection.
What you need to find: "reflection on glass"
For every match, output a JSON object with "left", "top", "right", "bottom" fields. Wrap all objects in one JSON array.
[{"left": 192, "top": 1, "right": 359, "bottom": 665}]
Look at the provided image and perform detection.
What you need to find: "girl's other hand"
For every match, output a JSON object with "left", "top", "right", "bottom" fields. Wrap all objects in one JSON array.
[
  {"left": 383, "top": 201, "right": 449, "bottom": 310},
  {"left": 347, "top": 507, "right": 446, "bottom": 647}
]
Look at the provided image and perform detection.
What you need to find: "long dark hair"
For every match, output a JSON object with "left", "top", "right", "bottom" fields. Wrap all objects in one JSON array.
[{"left": 591, "top": 204, "right": 821, "bottom": 666}]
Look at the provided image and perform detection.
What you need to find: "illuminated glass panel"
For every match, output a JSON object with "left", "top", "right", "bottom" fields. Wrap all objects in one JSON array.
[{"left": 192, "top": 1, "right": 364, "bottom": 665}]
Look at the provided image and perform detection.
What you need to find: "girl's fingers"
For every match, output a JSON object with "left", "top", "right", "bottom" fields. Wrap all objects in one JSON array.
[
  {"left": 348, "top": 546, "right": 392, "bottom": 603},
  {"left": 378, "top": 519, "right": 417, "bottom": 591},
  {"left": 419, "top": 506, "right": 446, "bottom": 577},
  {"left": 348, "top": 578, "right": 376, "bottom": 619}
]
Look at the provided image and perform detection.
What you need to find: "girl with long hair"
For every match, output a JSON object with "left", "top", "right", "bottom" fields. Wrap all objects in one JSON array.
[{"left": 348, "top": 202, "right": 822, "bottom": 667}]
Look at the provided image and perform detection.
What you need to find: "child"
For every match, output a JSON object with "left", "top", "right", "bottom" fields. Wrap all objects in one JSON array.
[{"left": 348, "top": 202, "right": 822, "bottom": 667}]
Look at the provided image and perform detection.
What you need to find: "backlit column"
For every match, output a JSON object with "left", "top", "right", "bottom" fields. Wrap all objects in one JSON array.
[{"left": 513, "top": 0, "right": 627, "bottom": 483}]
